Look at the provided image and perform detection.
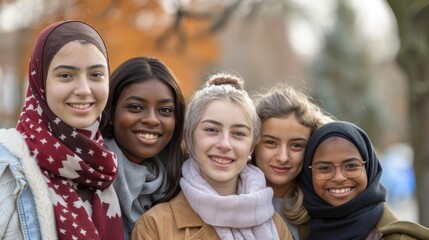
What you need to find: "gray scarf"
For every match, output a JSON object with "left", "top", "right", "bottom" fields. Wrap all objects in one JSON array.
[
  {"left": 105, "top": 139, "right": 167, "bottom": 236},
  {"left": 180, "top": 158, "right": 279, "bottom": 240}
]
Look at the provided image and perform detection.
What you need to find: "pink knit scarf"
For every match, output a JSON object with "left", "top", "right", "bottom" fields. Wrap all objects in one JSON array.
[{"left": 180, "top": 158, "right": 279, "bottom": 240}]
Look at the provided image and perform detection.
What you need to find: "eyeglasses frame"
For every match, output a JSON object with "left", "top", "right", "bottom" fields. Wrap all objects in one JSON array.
[{"left": 309, "top": 161, "right": 367, "bottom": 179}]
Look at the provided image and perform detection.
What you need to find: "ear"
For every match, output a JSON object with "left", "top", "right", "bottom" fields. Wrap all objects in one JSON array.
[{"left": 248, "top": 147, "right": 255, "bottom": 162}]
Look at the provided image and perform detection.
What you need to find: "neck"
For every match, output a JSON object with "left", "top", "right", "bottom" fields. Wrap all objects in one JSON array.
[
  {"left": 208, "top": 177, "right": 239, "bottom": 196},
  {"left": 269, "top": 181, "right": 295, "bottom": 198}
]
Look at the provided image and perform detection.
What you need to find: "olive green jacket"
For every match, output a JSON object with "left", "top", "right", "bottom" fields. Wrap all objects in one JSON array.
[
  {"left": 374, "top": 204, "right": 429, "bottom": 240},
  {"left": 298, "top": 204, "right": 429, "bottom": 240}
]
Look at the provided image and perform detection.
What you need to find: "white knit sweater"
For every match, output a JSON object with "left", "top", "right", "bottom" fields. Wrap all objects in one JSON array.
[{"left": 0, "top": 129, "right": 57, "bottom": 240}]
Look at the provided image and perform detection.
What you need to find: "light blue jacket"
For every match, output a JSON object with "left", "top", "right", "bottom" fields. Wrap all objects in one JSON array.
[{"left": 0, "top": 129, "right": 57, "bottom": 240}]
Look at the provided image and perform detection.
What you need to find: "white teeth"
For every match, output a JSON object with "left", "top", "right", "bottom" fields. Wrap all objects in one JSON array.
[
  {"left": 70, "top": 103, "right": 90, "bottom": 109},
  {"left": 211, "top": 157, "right": 232, "bottom": 164},
  {"left": 329, "top": 188, "right": 351, "bottom": 194},
  {"left": 137, "top": 133, "right": 158, "bottom": 140}
]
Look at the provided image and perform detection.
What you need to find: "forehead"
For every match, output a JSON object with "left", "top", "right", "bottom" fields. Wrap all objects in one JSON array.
[
  {"left": 119, "top": 78, "right": 174, "bottom": 100},
  {"left": 313, "top": 137, "right": 362, "bottom": 161},
  {"left": 202, "top": 99, "right": 250, "bottom": 125},
  {"left": 261, "top": 116, "right": 310, "bottom": 137},
  {"left": 55, "top": 40, "right": 103, "bottom": 57},
  {"left": 48, "top": 41, "right": 107, "bottom": 68}
]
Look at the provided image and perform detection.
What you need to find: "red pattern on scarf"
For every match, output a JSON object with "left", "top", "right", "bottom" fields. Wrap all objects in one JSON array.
[{"left": 16, "top": 21, "right": 123, "bottom": 240}]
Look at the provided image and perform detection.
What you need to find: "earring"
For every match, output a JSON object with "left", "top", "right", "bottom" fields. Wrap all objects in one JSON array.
[{"left": 248, "top": 155, "right": 252, "bottom": 161}]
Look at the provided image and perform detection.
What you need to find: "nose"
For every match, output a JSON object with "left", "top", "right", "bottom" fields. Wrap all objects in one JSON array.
[
  {"left": 216, "top": 133, "right": 232, "bottom": 151},
  {"left": 331, "top": 165, "right": 347, "bottom": 182},
  {"left": 277, "top": 146, "right": 288, "bottom": 163},
  {"left": 74, "top": 77, "right": 91, "bottom": 96},
  {"left": 141, "top": 108, "right": 160, "bottom": 127}
]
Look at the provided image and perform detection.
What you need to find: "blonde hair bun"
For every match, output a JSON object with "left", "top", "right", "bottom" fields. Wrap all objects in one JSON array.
[{"left": 207, "top": 73, "right": 244, "bottom": 91}]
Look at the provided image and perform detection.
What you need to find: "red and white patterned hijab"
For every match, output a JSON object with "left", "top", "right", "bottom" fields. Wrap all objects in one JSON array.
[{"left": 16, "top": 20, "right": 123, "bottom": 240}]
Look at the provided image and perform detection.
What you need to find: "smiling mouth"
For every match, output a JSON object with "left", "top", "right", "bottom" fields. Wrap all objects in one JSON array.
[
  {"left": 328, "top": 187, "right": 352, "bottom": 194},
  {"left": 137, "top": 132, "right": 160, "bottom": 140},
  {"left": 69, "top": 103, "right": 92, "bottom": 109},
  {"left": 211, "top": 156, "right": 233, "bottom": 164},
  {"left": 272, "top": 166, "right": 290, "bottom": 171}
]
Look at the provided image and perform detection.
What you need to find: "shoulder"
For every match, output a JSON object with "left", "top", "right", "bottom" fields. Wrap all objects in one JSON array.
[
  {"left": 132, "top": 192, "right": 181, "bottom": 236},
  {"left": 131, "top": 200, "right": 172, "bottom": 240},
  {"left": 141, "top": 191, "right": 199, "bottom": 223},
  {"left": 0, "top": 128, "right": 28, "bottom": 159},
  {"left": 273, "top": 212, "right": 294, "bottom": 240},
  {"left": 377, "top": 204, "right": 429, "bottom": 240},
  {"left": 132, "top": 192, "right": 213, "bottom": 240},
  {"left": 0, "top": 129, "right": 26, "bottom": 181}
]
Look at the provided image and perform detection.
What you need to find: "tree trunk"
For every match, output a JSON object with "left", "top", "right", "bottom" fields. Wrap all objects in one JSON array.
[{"left": 387, "top": 0, "right": 429, "bottom": 227}]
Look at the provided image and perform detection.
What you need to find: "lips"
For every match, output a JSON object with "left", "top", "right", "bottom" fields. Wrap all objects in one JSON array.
[
  {"left": 271, "top": 165, "right": 290, "bottom": 173},
  {"left": 68, "top": 103, "right": 92, "bottom": 109},
  {"left": 328, "top": 187, "right": 352, "bottom": 194},
  {"left": 211, "top": 156, "right": 233, "bottom": 164},
  {"left": 137, "top": 132, "right": 159, "bottom": 140}
]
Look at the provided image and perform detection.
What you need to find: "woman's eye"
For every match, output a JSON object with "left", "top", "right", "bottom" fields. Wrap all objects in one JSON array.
[
  {"left": 317, "top": 165, "right": 333, "bottom": 172},
  {"left": 264, "top": 140, "right": 276, "bottom": 146},
  {"left": 233, "top": 131, "right": 246, "bottom": 137},
  {"left": 344, "top": 163, "right": 360, "bottom": 169},
  {"left": 91, "top": 72, "right": 104, "bottom": 78},
  {"left": 159, "top": 107, "right": 174, "bottom": 113},
  {"left": 205, "top": 128, "right": 217, "bottom": 132},
  {"left": 291, "top": 143, "right": 305, "bottom": 150},
  {"left": 127, "top": 104, "right": 143, "bottom": 110},
  {"left": 58, "top": 73, "right": 72, "bottom": 78}
]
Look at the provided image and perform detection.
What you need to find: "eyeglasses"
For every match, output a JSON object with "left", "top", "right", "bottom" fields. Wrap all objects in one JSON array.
[{"left": 309, "top": 160, "right": 366, "bottom": 179}]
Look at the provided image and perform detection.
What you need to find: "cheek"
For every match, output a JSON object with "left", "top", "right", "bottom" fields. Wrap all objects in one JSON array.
[
  {"left": 312, "top": 176, "right": 325, "bottom": 196},
  {"left": 45, "top": 82, "right": 64, "bottom": 110},
  {"left": 254, "top": 147, "right": 270, "bottom": 165},
  {"left": 291, "top": 152, "right": 304, "bottom": 168},
  {"left": 97, "top": 83, "right": 109, "bottom": 104},
  {"left": 357, "top": 173, "right": 368, "bottom": 192},
  {"left": 164, "top": 118, "right": 176, "bottom": 134}
]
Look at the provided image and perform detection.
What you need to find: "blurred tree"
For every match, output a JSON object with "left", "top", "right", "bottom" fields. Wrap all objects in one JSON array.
[
  {"left": 387, "top": 0, "right": 429, "bottom": 227},
  {"left": 309, "top": 0, "right": 388, "bottom": 145},
  {"left": 0, "top": 0, "right": 297, "bottom": 127}
]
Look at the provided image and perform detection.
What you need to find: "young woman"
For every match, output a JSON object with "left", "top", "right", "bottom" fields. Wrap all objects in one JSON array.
[
  {"left": 300, "top": 121, "right": 429, "bottom": 239},
  {"left": 252, "top": 85, "right": 333, "bottom": 239},
  {"left": 100, "top": 57, "right": 186, "bottom": 238},
  {"left": 132, "top": 73, "right": 293, "bottom": 239},
  {"left": 0, "top": 20, "right": 122, "bottom": 239}
]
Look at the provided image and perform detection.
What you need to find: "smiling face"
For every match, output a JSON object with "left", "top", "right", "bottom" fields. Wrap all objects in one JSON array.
[
  {"left": 113, "top": 78, "right": 176, "bottom": 164},
  {"left": 46, "top": 40, "right": 109, "bottom": 129},
  {"left": 311, "top": 137, "right": 368, "bottom": 206},
  {"left": 254, "top": 115, "right": 311, "bottom": 197},
  {"left": 193, "top": 99, "right": 253, "bottom": 195}
]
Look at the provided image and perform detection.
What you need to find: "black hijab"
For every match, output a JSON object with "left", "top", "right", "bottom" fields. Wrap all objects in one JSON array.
[{"left": 300, "top": 121, "right": 386, "bottom": 240}]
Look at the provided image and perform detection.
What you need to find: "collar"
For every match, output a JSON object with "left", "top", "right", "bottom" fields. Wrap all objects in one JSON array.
[{"left": 171, "top": 191, "right": 205, "bottom": 229}]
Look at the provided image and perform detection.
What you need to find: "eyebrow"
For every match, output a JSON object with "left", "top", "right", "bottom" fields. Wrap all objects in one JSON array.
[
  {"left": 52, "top": 64, "right": 107, "bottom": 71},
  {"left": 261, "top": 134, "right": 279, "bottom": 141},
  {"left": 261, "top": 133, "right": 308, "bottom": 142},
  {"left": 313, "top": 158, "right": 362, "bottom": 164},
  {"left": 201, "top": 119, "right": 251, "bottom": 130},
  {"left": 125, "top": 96, "right": 175, "bottom": 104}
]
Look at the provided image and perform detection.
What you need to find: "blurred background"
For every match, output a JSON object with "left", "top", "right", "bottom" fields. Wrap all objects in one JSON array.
[{"left": 0, "top": 0, "right": 428, "bottom": 227}]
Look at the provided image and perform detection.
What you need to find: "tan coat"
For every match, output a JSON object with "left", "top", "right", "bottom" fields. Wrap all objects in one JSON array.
[{"left": 132, "top": 191, "right": 293, "bottom": 240}]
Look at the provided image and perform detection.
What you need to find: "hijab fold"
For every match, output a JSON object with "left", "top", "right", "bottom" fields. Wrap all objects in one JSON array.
[
  {"left": 300, "top": 121, "right": 386, "bottom": 240},
  {"left": 16, "top": 20, "right": 123, "bottom": 240}
]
